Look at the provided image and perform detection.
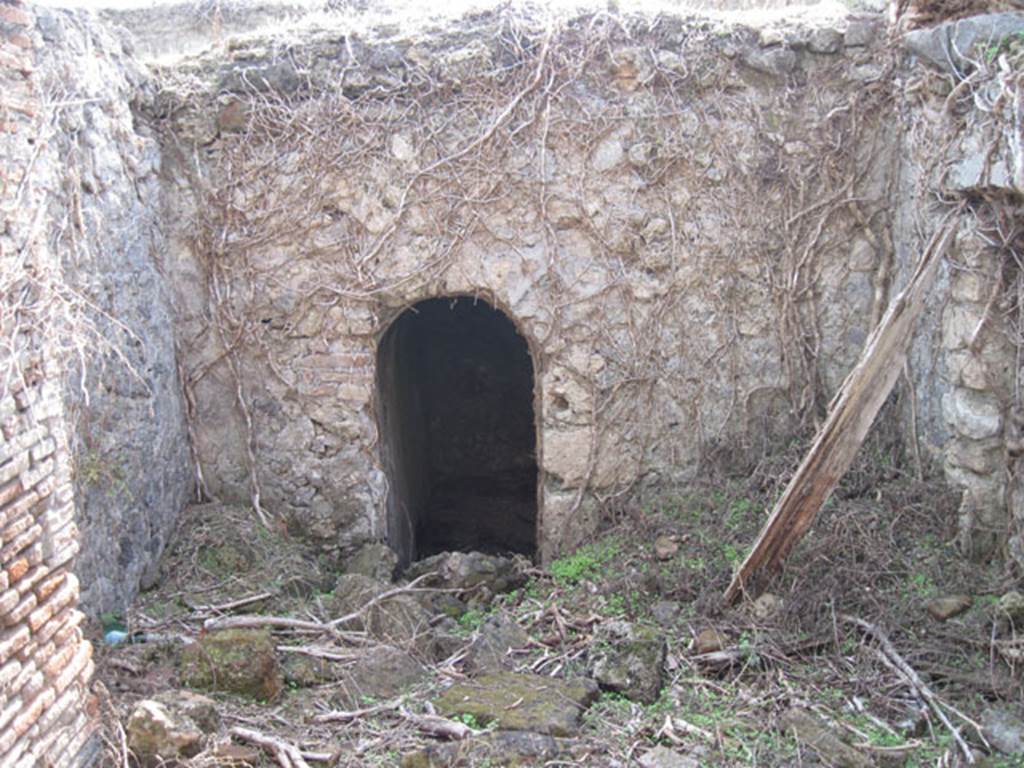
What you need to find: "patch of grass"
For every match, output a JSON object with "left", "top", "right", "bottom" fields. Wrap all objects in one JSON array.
[
  {"left": 550, "top": 538, "right": 621, "bottom": 586},
  {"left": 76, "top": 449, "right": 132, "bottom": 500},
  {"left": 453, "top": 712, "right": 486, "bottom": 729},
  {"left": 457, "top": 608, "right": 489, "bottom": 632},
  {"left": 905, "top": 571, "right": 936, "bottom": 600},
  {"left": 599, "top": 593, "right": 627, "bottom": 617},
  {"left": 983, "top": 31, "right": 1024, "bottom": 63}
]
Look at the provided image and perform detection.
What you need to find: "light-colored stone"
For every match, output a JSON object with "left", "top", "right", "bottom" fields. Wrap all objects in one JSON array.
[
  {"left": 639, "top": 746, "right": 700, "bottom": 768},
  {"left": 591, "top": 137, "right": 624, "bottom": 172},
  {"left": 807, "top": 28, "right": 843, "bottom": 54},
  {"left": 981, "top": 707, "right": 1024, "bottom": 756},
  {"left": 693, "top": 627, "right": 727, "bottom": 654},
  {"left": 904, "top": 12, "right": 1024, "bottom": 74},
  {"left": 751, "top": 592, "right": 784, "bottom": 621},
  {"left": 779, "top": 709, "right": 873, "bottom": 768},
  {"left": 126, "top": 699, "right": 204, "bottom": 763},
  {"left": 653, "top": 535, "right": 679, "bottom": 561},
  {"left": 943, "top": 390, "right": 1003, "bottom": 440},
  {"left": 742, "top": 47, "right": 798, "bottom": 77},
  {"left": 924, "top": 594, "right": 972, "bottom": 621}
]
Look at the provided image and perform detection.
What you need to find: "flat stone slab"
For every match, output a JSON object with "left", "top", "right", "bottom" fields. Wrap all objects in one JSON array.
[
  {"left": 401, "top": 730, "right": 576, "bottom": 768},
  {"left": 433, "top": 671, "right": 599, "bottom": 736}
]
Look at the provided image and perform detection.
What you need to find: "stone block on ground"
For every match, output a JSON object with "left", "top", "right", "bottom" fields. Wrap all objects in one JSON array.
[
  {"left": 328, "top": 572, "right": 387, "bottom": 620},
  {"left": 779, "top": 708, "right": 873, "bottom": 768},
  {"left": 126, "top": 691, "right": 219, "bottom": 764},
  {"left": 925, "top": 594, "right": 973, "bottom": 622},
  {"left": 180, "top": 628, "right": 282, "bottom": 701},
  {"left": 638, "top": 745, "right": 700, "bottom": 768},
  {"left": 433, "top": 671, "right": 599, "bottom": 736},
  {"left": 464, "top": 610, "right": 530, "bottom": 674},
  {"left": 587, "top": 620, "right": 666, "bottom": 704},
  {"left": 344, "top": 542, "right": 399, "bottom": 583},
  {"left": 982, "top": 706, "right": 1024, "bottom": 755},
  {"left": 997, "top": 590, "right": 1024, "bottom": 630},
  {"left": 330, "top": 645, "right": 426, "bottom": 707},
  {"left": 328, "top": 572, "right": 433, "bottom": 650},
  {"left": 693, "top": 627, "right": 727, "bottom": 655},
  {"left": 400, "top": 730, "right": 576, "bottom": 768},
  {"left": 406, "top": 551, "right": 527, "bottom": 601}
]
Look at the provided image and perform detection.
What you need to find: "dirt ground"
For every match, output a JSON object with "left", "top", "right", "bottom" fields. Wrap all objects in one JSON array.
[{"left": 90, "top": 430, "right": 1023, "bottom": 767}]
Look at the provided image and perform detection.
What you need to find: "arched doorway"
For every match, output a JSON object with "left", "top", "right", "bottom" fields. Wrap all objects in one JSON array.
[{"left": 376, "top": 297, "right": 538, "bottom": 566}]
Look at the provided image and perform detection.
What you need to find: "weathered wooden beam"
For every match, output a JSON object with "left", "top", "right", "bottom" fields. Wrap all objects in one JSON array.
[{"left": 723, "top": 208, "right": 962, "bottom": 605}]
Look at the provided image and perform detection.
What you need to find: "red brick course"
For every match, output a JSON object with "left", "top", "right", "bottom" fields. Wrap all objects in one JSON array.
[{"left": 1, "top": 3, "right": 97, "bottom": 765}]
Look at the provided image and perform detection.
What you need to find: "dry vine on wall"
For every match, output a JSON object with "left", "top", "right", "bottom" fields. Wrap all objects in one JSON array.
[{"left": 158, "top": 11, "right": 898, "bottom": 547}]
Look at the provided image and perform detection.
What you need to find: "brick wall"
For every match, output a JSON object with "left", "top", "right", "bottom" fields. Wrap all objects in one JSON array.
[{"left": 1, "top": 0, "right": 97, "bottom": 765}]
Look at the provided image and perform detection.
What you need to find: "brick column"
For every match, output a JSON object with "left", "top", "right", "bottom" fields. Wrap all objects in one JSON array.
[{"left": 1, "top": 1, "right": 98, "bottom": 766}]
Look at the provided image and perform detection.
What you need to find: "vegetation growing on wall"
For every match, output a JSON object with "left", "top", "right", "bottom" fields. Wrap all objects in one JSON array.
[{"left": 156, "top": 8, "right": 901, "bottom": 545}]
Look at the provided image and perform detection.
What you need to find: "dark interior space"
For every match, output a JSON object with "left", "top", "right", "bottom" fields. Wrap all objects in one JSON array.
[{"left": 376, "top": 297, "right": 538, "bottom": 566}]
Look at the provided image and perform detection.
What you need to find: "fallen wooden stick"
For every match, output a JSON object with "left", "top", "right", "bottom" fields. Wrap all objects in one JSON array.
[
  {"left": 276, "top": 644, "right": 362, "bottom": 663},
  {"left": 230, "top": 726, "right": 328, "bottom": 768},
  {"left": 312, "top": 700, "right": 401, "bottom": 724},
  {"left": 204, "top": 573, "right": 440, "bottom": 635},
  {"left": 843, "top": 615, "right": 979, "bottom": 764},
  {"left": 399, "top": 707, "right": 480, "bottom": 740},
  {"left": 189, "top": 591, "right": 274, "bottom": 614},
  {"left": 724, "top": 208, "right": 962, "bottom": 604}
]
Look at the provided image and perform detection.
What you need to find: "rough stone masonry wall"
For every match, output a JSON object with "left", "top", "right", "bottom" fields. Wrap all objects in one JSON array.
[
  {"left": 29, "top": 5, "right": 194, "bottom": 617},
  {"left": 897, "top": 13, "right": 1024, "bottom": 565},
  {"left": 0, "top": 1, "right": 97, "bottom": 765},
  {"left": 157, "top": 8, "right": 896, "bottom": 562}
]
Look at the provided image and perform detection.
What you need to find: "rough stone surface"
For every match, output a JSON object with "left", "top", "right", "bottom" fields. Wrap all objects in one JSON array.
[
  {"left": 693, "top": 627, "right": 728, "bottom": 654},
  {"left": 434, "top": 671, "right": 600, "bottom": 736},
  {"left": 126, "top": 699, "right": 205, "bottom": 764},
  {"left": 344, "top": 542, "right": 399, "bottom": 583},
  {"left": 153, "top": 690, "right": 221, "bottom": 734},
  {"left": 779, "top": 708, "right": 873, "bottom": 768},
  {"left": 401, "top": 730, "right": 575, "bottom": 768},
  {"left": 406, "top": 551, "right": 527, "bottom": 598},
  {"left": 464, "top": 610, "right": 530, "bottom": 674},
  {"left": 981, "top": 707, "right": 1024, "bottom": 756},
  {"left": 31, "top": 6, "right": 193, "bottom": 618},
  {"left": 8, "top": 4, "right": 1024, "bottom": 763},
  {"left": 587, "top": 620, "right": 666, "bottom": 704},
  {"left": 180, "top": 629, "right": 282, "bottom": 701},
  {"left": 154, "top": 9, "right": 898, "bottom": 567},
  {"left": 924, "top": 595, "right": 973, "bottom": 622},
  {"left": 639, "top": 745, "right": 701, "bottom": 768},
  {"left": 331, "top": 645, "right": 426, "bottom": 707},
  {"left": 904, "top": 13, "right": 1024, "bottom": 74}
]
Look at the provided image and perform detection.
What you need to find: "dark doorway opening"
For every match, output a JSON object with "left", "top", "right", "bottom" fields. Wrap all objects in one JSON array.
[{"left": 376, "top": 297, "right": 538, "bottom": 566}]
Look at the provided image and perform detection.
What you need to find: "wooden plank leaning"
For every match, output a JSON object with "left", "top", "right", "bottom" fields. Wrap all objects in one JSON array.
[{"left": 723, "top": 206, "right": 963, "bottom": 605}]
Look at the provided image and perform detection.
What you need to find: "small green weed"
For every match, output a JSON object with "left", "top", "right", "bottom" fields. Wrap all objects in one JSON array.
[
  {"left": 458, "top": 609, "right": 488, "bottom": 632},
  {"left": 453, "top": 712, "right": 485, "bottom": 729},
  {"left": 550, "top": 539, "right": 621, "bottom": 586}
]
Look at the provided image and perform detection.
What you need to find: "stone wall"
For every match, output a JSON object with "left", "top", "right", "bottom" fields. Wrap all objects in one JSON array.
[
  {"left": 29, "top": 5, "right": 194, "bottom": 617},
  {"left": 1, "top": 1, "right": 97, "bottom": 764},
  {"left": 898, "top": 12, "right": 1024, "bottom": 564},
  {"left": 156, "top": 7, "right": 896, "bottom": 562}
]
